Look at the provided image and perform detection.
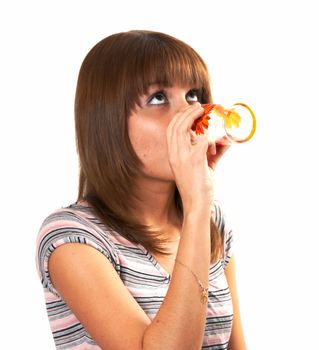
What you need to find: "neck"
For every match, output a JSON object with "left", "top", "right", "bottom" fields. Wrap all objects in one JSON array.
[{"left": 129, "top": 179, "right": 182, "bottom": 231}]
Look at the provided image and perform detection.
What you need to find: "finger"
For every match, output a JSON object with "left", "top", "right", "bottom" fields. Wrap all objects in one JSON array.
[
  {"left": 190, "top": 132, "right": 210, "bottom": 159},
  {"left": 216, "top": 136, "right": 232, "bottom": 147},
  {"left": 167, "top": 103, "right": 204, "bottom": 156},
  {"left": 207, "top": 142, "right": 231, "bottom": 168},
  {"left": 173, "top": 102, "right": 204, "bottom": 134},
  {"left": 215, "top": 137, "right": 232, "bottom": 158},
  {"left": 207, "top": 140, "right": 217, "bottom": 156},
  {"left": 175, "top": 104, "right": 206, "bottom": 153},
  {"left": 178, "top": 103, "right": 206, "bottom": 140}
]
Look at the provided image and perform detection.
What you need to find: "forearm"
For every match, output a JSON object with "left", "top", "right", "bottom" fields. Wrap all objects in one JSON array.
[{"left": 142, "top": 206, "right": 211, "bottom": 350}]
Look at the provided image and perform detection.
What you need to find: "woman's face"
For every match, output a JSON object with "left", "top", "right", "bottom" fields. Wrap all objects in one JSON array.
[{"left": 128, "top": 84, "right": 201, "bottom": 181}]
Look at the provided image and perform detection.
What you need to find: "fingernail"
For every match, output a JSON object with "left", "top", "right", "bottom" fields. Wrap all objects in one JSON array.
[{"left": 210, "top": 147, "right": 216, "bottom": 155}]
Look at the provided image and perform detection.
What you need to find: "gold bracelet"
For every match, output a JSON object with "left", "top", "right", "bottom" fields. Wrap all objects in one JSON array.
[{"left": 174, "top": 259, "right": 209, "bottom": 304}]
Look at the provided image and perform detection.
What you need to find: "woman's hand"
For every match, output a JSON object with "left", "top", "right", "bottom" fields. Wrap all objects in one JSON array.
[
  {"left": 166, "top": 103, "right": 230, "bottom": 211},
  {"left": 207, "top": 136, "right": 231, "bottom": 171}
]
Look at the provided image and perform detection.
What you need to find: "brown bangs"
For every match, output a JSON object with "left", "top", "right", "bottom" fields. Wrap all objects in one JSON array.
[{"left": 121, "top": 30, "right": 212, "bottom": 111}]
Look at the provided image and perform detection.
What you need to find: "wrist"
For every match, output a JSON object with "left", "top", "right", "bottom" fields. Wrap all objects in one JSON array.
[
  {"left": 182, "top": 201, "right": 212, "bottom": 218},
  {"left": 182, "top": 197, "right": 213, "bottom": 214}
]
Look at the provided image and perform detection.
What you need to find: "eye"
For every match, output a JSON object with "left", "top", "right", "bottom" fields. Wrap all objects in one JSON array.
[
  {"left": 186, "top": 89, "right": 200, "bottom": 103},
  {"left": 148, "top": 91, "right": 168, "bottom": 105}
]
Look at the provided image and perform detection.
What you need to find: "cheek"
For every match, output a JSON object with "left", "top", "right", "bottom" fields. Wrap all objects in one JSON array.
[{"left": 128, "top": 117, "right": 167, "bottom": 160}]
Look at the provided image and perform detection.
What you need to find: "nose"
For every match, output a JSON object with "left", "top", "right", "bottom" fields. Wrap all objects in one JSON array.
[{"left": 172, "top": 94, "right": 195, "bottom": 114}]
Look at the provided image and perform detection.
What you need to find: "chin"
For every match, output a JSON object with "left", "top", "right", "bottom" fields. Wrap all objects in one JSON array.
[{"left": 141, "top": 169, "right": 176, "bottom": 184}]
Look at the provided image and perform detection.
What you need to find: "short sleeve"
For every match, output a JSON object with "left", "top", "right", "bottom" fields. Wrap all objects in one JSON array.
[
  {"left": 36, "top": 208, "right": 120, "bottom": 298},
  {"left": 212, "top": 201, "right": 234, "bottom": 268}
]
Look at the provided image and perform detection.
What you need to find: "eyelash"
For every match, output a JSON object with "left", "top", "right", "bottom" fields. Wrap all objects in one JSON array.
[
  {"left": 148, "top": 91, "right": 167, "bottom": 105},
  {"left": 147, "top": 89, "right": 201, "bottom": 105}
]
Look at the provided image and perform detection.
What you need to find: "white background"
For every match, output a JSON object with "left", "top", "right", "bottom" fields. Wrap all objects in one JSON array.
[{"left": 1, "top": 0, "right": 318, "bottom": 349}]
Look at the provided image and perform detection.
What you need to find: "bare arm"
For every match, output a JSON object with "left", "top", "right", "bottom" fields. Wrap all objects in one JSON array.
[
  {"left": 224, "top": 257, "right": 247, "bottom": 350},
  {"left": 142, "top": 206, "right": 211, "bottom": 349},
  {"left": 49, "top": 206, "right": 211, "bottom": 350}
]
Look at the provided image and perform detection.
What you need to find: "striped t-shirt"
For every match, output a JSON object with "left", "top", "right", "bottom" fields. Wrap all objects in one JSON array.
[{"left": 36, "top": 200, "right": 234, "bottom": 349}]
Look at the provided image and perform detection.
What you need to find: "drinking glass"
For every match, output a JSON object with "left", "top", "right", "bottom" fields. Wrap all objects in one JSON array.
[{"left": 196, "top": 103, "right": 256, "bottom": 144}]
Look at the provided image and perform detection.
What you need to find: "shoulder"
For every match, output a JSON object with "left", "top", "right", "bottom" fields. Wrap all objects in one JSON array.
[
  {"left": 38, "top": 201, "right": 99, "bottom": 232},
  {"left": 36, "top": 201, "right": 120, "bottom": 296},
  {"left": 38, "top": 203, "right": 93, "bottom": 246},
  {"left": 37, "top": 201, "right": 116, "bottom": 246}
]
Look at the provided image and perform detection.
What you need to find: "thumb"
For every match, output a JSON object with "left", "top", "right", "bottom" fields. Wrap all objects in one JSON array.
[{"left": 207, "top": 141, "right": 216, "bottom": 156}]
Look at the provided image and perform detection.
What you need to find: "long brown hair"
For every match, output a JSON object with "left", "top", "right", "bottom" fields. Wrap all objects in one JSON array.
[{"left": 75, "top": 30, "right": 222, "bottom": 262}]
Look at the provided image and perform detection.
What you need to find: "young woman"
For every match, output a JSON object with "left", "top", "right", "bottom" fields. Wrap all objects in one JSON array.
[{"left": 36, "top": 30, "right": 246, "bottom": 349}]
